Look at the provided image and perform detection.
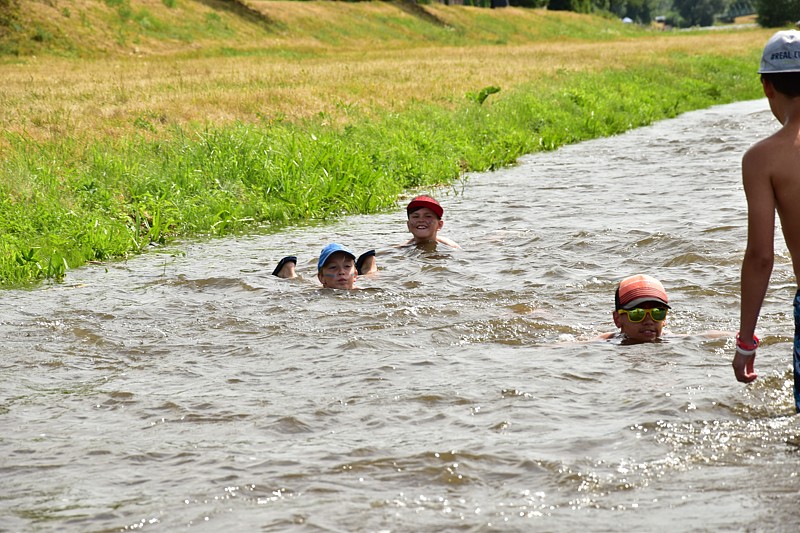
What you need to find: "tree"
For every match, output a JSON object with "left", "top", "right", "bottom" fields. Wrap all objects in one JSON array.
[
  {"left": 548, "top": 0, "right": 592, "bottom": 12},
  {"left": 510, "top": 0, "right": 549, "bottom": 6},
  {"left": 591, "top": 0, "right": 655, "bottom": 24},
  {"left": 620, "top": 0, "right": 653, "bottom": 23},
  {"left": 756, "top": 0, "right": 800, "bottom": 28},
  {"left": 673, "top": 0, "right": 725, "bottom": 27}
]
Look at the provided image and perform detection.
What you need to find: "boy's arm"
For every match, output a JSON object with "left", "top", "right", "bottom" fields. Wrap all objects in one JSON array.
[{"left": 734, "top": 145, "right": 776, "bottom": 383}]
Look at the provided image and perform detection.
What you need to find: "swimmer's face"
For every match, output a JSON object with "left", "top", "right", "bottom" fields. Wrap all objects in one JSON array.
[
  {"left": 317, "top": 252, "right": 357, "bottom": 290},
  {"left": 612, "top": 301, "right": 666, "bottom": 343},
  {"left": 407, "top": 207, "right": 444, "bottom": 241}
]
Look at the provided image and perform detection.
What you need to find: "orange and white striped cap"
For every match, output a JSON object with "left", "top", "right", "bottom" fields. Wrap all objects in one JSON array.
[{"left": 615, "top": 274, "right": 670, "bottom": 310}]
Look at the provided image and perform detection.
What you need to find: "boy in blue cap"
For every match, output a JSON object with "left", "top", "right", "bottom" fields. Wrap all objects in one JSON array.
[{"left": 272, "top": 243, "right": 376, "bottom": 290}]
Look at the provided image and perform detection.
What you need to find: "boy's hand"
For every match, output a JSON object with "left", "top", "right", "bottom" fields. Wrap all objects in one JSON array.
[{"left": 732, "top": 350, "right": 758, "bottom": 383}]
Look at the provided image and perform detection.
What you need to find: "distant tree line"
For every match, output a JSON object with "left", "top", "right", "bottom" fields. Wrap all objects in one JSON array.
[
  {"left": 423, "top": 0, "right": 800, "bottom": 28},
  {"left": 541, "top": 0, "right": 727, "bottom": 26},
  {"left": 756, "top": 0, "right": 800, "bottom": 27},
  {"left": 544, "top": 0, "right": 800, "bottom": 28}
]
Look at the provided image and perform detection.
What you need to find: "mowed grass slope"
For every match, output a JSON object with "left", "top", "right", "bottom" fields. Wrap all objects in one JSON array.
[{"left": 0, "top": 1, "right": 775, "bottom": 285}]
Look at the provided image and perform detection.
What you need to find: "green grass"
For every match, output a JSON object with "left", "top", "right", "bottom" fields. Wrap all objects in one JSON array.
[
  {"left": 0, "top": 2, "right": 650, "bottom": 60},
  {"left": 0, "top": 50, "right": 763, "bottom": 286}
]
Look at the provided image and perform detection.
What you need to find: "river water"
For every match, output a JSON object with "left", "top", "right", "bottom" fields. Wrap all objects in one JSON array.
[{"left": 2, "top": 99, "right": 799, "bottom": 532}]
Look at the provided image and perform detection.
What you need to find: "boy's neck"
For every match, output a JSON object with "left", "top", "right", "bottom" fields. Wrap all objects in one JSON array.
[
  {"left": 772, "top": 93, "right": 800, "bottom": 126},
  {"left": 408, "top": 237, "right": 440, "bottom": 252}
]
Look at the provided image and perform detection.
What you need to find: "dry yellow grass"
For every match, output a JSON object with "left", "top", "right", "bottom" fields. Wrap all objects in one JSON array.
[{"left": 0, "top": 2, "right": 773, "bottom": 147}]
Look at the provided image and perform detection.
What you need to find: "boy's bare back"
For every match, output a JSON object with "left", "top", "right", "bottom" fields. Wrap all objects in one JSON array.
[
  {"left": 743, "top": 98, "right": 800, "bottom": 279},
  {"left": 734, "top": 30, "right": 800, "bottom": 412}
]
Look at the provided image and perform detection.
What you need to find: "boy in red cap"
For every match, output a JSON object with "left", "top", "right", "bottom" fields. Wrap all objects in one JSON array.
[
  {"left": 402, "top": 195, "right": 460, "bottom": 249},
  {"left": 599, "top": 274, "right": 671, "bottom": 343},
  {"left": 734, "top": 30, "right": 800, "bottom": 412}
]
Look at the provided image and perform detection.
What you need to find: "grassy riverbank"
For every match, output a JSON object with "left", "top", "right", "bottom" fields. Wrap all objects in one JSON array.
[{"left": 0, "top": 2, "right": 774, "bottom": 285}]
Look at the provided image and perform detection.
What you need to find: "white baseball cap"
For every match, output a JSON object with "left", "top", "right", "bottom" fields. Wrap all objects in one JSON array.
[{"left": 759, "top": 30, "right": 800, "bottom": 74}]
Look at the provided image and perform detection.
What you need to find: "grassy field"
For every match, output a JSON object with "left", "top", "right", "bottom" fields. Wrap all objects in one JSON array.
[{"left": 0, "top": 1, "right": 777, "bottom": 285}]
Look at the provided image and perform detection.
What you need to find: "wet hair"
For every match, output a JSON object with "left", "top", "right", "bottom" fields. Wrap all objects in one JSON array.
[{"left": 762, "top": 72, "right": 800, "bottom": 98}]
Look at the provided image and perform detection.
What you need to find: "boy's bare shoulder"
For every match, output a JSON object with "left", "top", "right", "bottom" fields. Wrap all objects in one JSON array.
[
  {"left": 745, "top": 127, "right": 787, "bottom": 158},
  {"left": 742, "top": 129, "right": 788, "bottom": 178},
  {"left": 437, "top": 236, "right": 461, "bottom": 249}
]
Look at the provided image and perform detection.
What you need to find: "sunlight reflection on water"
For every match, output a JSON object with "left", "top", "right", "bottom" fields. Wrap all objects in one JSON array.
[{"left": 2, "top": 99, "right": 800, "bottom": 532}]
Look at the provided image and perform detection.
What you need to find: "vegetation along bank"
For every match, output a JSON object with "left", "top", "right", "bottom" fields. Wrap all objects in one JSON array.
[{"left": 0, "top": 1, "right": 778, "bottom": 285}]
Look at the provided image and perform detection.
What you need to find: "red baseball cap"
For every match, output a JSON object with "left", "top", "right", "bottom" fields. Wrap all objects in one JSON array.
[
  {"left": 615, "top": 274, "right": 670, "bottom": 310},
  {"left": 406, "top": 195, "right": 443, "bottom": 218}
]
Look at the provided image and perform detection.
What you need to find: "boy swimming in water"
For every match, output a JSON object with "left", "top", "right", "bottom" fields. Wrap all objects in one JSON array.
[
  {"left": 402, "top": 195, "right": 461, "bottom": 249},
  {"left": 272, "top": 195, "right": 454, "bottom": 287},
  {"left": 272, "top": 243, "right": 376, "bottom": 290},
  {"left": 598, "top": 274, "right": 670, "bottom": 343},
  {"left": 733, "top": 30, "right": 800, "bottom": 412}
]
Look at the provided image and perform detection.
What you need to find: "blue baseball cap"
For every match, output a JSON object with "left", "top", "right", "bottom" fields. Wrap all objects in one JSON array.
[{"left": 317, "top": 243, "right": 356, "bottom": 271}]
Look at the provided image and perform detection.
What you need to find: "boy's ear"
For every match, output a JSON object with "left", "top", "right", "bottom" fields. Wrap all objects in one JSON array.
[
  {"left": 612, "top": 310, "right": 622, "bottom": 328},
  {"left": 761, "top": 77, "right": 776, "bottom": 98},
  {"left": 437, "top": 219, "right": 444, "bottom": 230}
]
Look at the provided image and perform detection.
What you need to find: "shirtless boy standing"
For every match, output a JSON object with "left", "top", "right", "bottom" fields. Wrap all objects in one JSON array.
[{"left": 733, "top": 30, "right": 800, "bottom": 412}]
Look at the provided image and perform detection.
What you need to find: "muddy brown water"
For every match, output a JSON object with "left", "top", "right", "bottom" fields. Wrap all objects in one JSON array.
[{"left": 2, "top": 99, "right": 799, "bottom": 532}]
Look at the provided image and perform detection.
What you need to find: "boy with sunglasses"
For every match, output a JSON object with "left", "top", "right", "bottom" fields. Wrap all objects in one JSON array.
[
  {"left": 599, "top": 274, "right": 670, "bottom": 343},
  {"left": 734, "top": 30, "right": 800, "bottom": 413}
]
